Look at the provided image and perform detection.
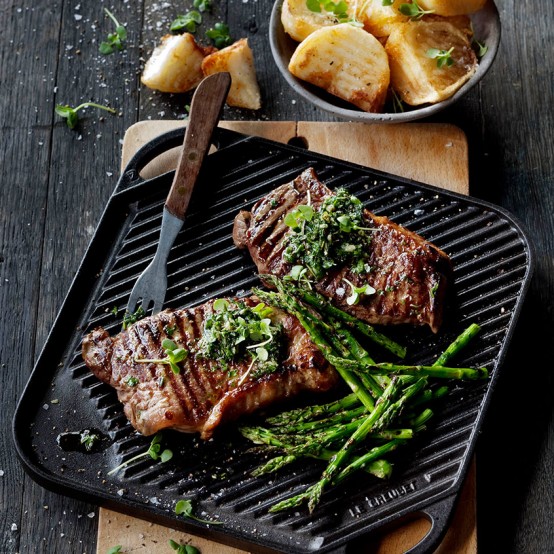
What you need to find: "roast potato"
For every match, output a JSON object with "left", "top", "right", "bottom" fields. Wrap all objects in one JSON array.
[
  {"left": 353, "top": 0, "right": 409, "bottom": 38},
  {"left": 288, "top": 23, "right": 390, "bottom": 112},
  {"left": 141, "top": 34, "right": 215, "bottom": 93},
  {"left": 385, "top": 19, "right": 478, "bottom": 105},
  {"left": 201, "top": 38, "right": 262, "bottom": 110}
]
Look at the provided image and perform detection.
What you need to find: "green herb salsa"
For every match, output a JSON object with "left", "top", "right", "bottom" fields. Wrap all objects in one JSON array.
[
  {"left": 283, "top": 188, "right": 376, "bottom": 280},
  {"left": 197, "top": 299, "right": 283, "bottom": 380}
]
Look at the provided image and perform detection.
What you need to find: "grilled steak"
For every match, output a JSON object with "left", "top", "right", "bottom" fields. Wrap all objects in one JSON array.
[
  {"left": 233, "top": 168, "right": 451, "bottom": 333},
  {"left": 82, "top": 297, "right": 338, "bottom": 439}
]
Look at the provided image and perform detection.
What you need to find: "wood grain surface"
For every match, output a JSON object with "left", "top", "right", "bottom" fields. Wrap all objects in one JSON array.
[{"left": 95, "top": 120, "right": 475, "bottom": 554}]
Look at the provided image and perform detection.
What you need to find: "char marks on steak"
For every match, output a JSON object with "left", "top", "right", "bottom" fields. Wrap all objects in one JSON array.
[
  {"left": 82, "top": 298, "right": 338, "bottom": 439},
  {"left": 233, "top": 168, "right": 451, "bottom": 332}
]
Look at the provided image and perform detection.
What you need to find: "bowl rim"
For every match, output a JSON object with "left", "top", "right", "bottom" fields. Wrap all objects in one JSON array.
[{"left": 269, "top": 0, "right": 501, "bottom": 123}]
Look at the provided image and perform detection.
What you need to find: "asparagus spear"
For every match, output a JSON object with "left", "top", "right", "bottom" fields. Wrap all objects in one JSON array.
[{"left": 327, "top": 355, "right": 489, "bottom": 380}]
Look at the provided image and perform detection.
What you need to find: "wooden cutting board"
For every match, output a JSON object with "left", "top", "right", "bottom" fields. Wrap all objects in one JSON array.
[{"left": 96, "top": 121, "right": 475, "bottom": 554}]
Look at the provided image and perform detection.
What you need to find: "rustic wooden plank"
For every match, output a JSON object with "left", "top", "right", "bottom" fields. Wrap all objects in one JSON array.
[{"left": 0, "top": 2, "right": 64, "bottom": 553}]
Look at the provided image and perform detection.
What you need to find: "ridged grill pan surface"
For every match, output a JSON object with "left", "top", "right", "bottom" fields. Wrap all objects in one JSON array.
[{"left": 13, "top": 128, "right": 533, "bottom": 554}]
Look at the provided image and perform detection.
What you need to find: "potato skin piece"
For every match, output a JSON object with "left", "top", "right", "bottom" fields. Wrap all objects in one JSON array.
[
  {"left": 201, "top": 38, "right": 262, "bottom": 110},
  {"left": 288, "top": 24, "right": 390, "bottom": 113},
  {"left": 386, "top": 20, "right": 477, "bottom": 105}
]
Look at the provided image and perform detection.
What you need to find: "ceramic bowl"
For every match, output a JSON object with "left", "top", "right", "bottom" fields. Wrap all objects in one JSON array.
[{"left": 269, "top": 0, "right": 501, "bottom": 122}]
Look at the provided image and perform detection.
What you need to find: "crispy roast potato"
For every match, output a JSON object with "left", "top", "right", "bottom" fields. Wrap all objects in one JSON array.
[
  {"left": 417, "top": 0, "right": 486, "bottom": 16},
  {"left": 353, "top": 0, "right": 409, "bottom": 38},
  {"left": 201, "top": 38, "right": 262, "bottom": 110},
  {"left": 281, "top": 0, "right": 352, "bottom": 42},
  {"left": 288, "top": 23, "right": 390, "bottom": 112},
  {"left": 386, "top": 19, "right": 477, "bottom": 105},
  {"left": 141, "top": 34, "right": 215, "bottom": 93}
]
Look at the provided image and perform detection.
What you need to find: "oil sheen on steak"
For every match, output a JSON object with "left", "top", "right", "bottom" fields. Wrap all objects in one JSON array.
[
  {"left": 233, "top": 168, "right": 451, "bottom": 333},
  {"left": 82, "top": 298, "right": 338, "bottom": 439}
]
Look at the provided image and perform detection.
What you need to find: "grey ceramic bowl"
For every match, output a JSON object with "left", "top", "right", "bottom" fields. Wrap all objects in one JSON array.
[{"left": 269, "top": 0, "right": 501, "bottom": 122}]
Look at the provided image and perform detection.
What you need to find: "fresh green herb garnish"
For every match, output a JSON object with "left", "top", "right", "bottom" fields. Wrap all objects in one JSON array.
[
  {"left": 306, "top": 0, "right": 357, "bottom": 23},
  {"left": 125, "top": 375, "right": 139, "bottom": 387},
  {"left": 107, "top": 434, "right": 173, "bottom": 476},
  {"left": 284, "top": 265, "right": 313, "bottom": 289},
  {"left": 122, "top": 306, "right": 146, "bottom": 330},
  {"left": 197, "top": 300, "right": 282, "bottom": 381},
  {"left": 206, "top": 22, "right": 233, "bottom": 48},
  {"left": 175, "top": 499, "right": 222, "bottom": 525},
  {"left": 134, "top": 338, "right": 188, "bottom": 374},
  {"left": 170, "top": 11, "right": 202, "bottom": 33},
  {"left": 110, "top": 306, "right": 119, "bottom": 316},
  {"left": 473, "top": 39, "right": 488, "bottom": 58},
  {"left": 169, "top": 540, "right": 200, "bottom": 554},
  {"left": 283, "top": 204, "right": 314, "bottom": 230},
  {"left": 426, "top": 46, "right": 455, "bottom": 68},
  {"left": 283, "top": 188, "right": 377, "bottom": 280},
  {"left": 343, "top": 278, "right": 376, "bottom": 306},
  {"left": 164, "top": 324, "right": 177, "bottom": 337},
  {"left": 99, "top": 8, "right": 127, "bottom": 54},
  {"left": 55, "top": 102, "right": 116, "bottom": 129},
  {"left": 382, "top": 0, "right": 394, "bottom": 5},
  {"left": 193, "top": 0, "right": 213, "bottom": 12},
  {"left": 107, "top": 546, "right": 122, "bottom": 554},
  {"left": 398, "top": 1, "right": 434, "bottom": 19},
  {"left": 430, "top": 281, "right": 439, "bottom": 297},
  {"left": 80, "top": 430, "right": 100, "bottom": 452}
]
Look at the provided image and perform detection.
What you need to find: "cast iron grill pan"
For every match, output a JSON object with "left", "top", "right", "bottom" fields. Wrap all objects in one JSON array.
[{"left": 13, "top": 128, "right": 533, "bottom": 554}]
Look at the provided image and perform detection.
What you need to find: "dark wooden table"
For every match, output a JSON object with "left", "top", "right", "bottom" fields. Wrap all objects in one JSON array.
[{"left": 1, "top": 1, "right": 552, "bottom": 553}]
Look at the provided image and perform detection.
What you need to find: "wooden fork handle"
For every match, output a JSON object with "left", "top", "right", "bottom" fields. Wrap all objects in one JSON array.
[{"left": 165, "top": 72, "right": 232, "bottom": 219}]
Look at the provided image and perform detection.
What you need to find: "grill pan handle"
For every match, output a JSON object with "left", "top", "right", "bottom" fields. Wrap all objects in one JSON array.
[
  {"left": 401, "top": 493, "right": 458, "bottom": 554},
  {"left": 115, "top": 125, "right": 252, "bottom": 194}
]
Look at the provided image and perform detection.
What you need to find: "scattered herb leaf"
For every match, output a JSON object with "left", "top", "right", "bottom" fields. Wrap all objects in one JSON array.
[
  {"left": 107, "top": 546, "right": 122, "bottom": 554},
  {"left": 107, "top": 434, "right": 172, "bottom": 476},
  {"left": 206, "top": 22, "right": 233, "bottom": 48},
  {"left": 193, "top": 0, "right": 212, "bottom": 12},
  {"left": 382, "top": 0, "right": 394, "bottom": 5},
  {"left": 80, "top": 430, "right": 100, "bottom": 452},
  {"left": 134, "top": 339, "right": 188, "bottom": 374},
  {"left": 125, "top": 375, "right": 139, "bottom": 387},
  {"left": 398, "top": 1, "right": 434, "bottom": 19},
  {"left": 110, "top": 306, "right": 119, "bottom": 316},
  {"left": 122, "top": 306, "right": 146, "bottom": 330},
  {"left": 99, "top": 8, "right": 127, "bottom": 54},
  {"left": 170, "top": 11, "right": 202, "bottom": 33},
  {"left": 473, "top": 39, "right": 488, "bottom": 58},
  {"left": 343, "top": 278, "right": 376, "bottom": 305},
  {"left": 55, "top": 102, "right": 117, "bottom": 129},
  {"left": 426, "top": 46, "right": 455, "bottom": 68},
  {"left": 175, "top": 499, "right": 222, "bottom": 525},
  {"left": 164, "top": 324, "right": 177, "bottom": 337}
]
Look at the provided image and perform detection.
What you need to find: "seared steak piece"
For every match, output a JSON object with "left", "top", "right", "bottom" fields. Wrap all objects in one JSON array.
[
  {"left": 82, "top": 298, "right": 338, "bottom": 439},
  {"left": 233, "top": 168, "right": 451, "bottom": 333}
]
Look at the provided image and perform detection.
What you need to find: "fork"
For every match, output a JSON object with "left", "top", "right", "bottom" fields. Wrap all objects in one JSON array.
[{"left": 126, "top": 72, "right": 231, "bottom": 318}]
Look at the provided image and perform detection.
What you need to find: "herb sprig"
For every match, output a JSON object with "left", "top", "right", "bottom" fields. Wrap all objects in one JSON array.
[
  {"left": 206, "top": 22, "right": 233, "bottom": 48},
  {"left": 99, "top": 8, "right": 127, "bottom": 54},
  {"left": 170, "top": 11, "right": 202, "bottom": 33},
  {"left": 398, "top": 1, "right": 434, "bottom": 19},
  {"left": 107, "top": 434, "right": 173, "bottom": 476},
  {"left": 55, "top": 102, "right": 116, "bottom": 129},
  {"left": 122, "top": 306, "right": 146, "bottom": 330},
  {"left": 134, "top": 338, "right": 188, "bottom": 374},
  {"left": 426, "top": 46, "right": 455, "bottom": 68},
  {"left": 343, "top": 278, "right": 376, "bottom": 306},
  {"left": 169, "top": 540, "right": 200, "bottom": 554},
  {"left": 175, "top": 499, "right": 222, "bottom": 525}
]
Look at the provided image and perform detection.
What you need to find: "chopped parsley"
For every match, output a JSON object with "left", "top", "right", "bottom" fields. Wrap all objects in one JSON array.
[
  {"left": 283, "top": 188, "right": 377, "bottom": 280},
  {"left": 197, "top": 300, "right": 283, "bottom": 380},
  {"left": 122, "top": 305, "right": 146, "bottom": 330}
]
